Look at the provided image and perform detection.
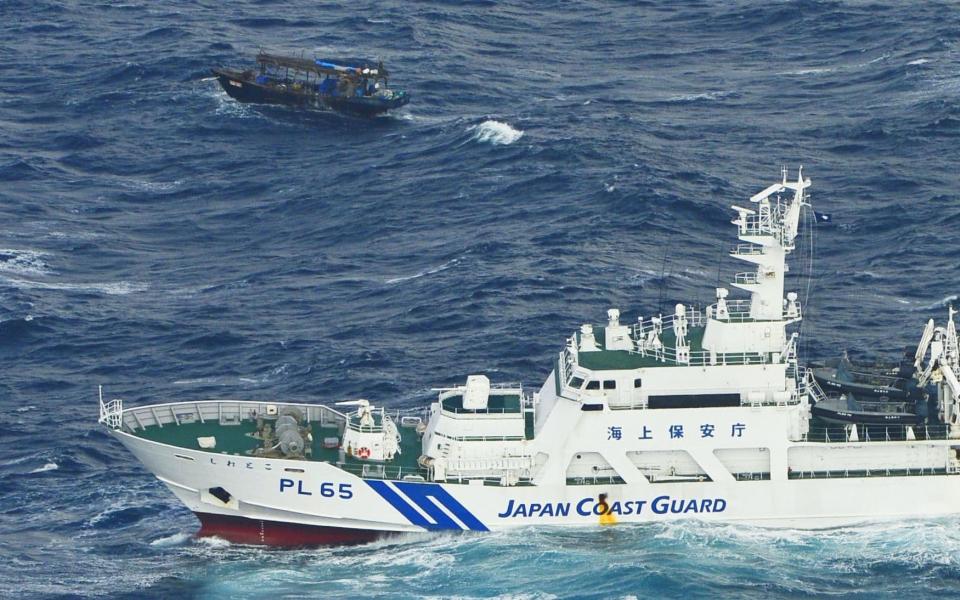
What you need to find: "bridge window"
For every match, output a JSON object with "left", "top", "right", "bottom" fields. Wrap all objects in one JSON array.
[
  {"left": 585, "top": 380, "right": 600, "bottom": 390},
  {"left": 634, "top": 378, "right": 643, "bottom": 388},
  {"left": 603, "top": 380, "right": 617, "bottom": 390},
  {"left": 569, "top": 376, "right": 584, "bottom": 389},
  {"left": 648, "top": 394, "right": 741, "bottom": 409}
]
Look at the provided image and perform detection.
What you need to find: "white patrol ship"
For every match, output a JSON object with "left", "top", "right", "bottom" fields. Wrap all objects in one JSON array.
[{"left": 99, "top": 169, "right": 960, "bottom": 545}]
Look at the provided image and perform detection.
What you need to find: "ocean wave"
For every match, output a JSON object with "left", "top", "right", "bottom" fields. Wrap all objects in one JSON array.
[
  {"left": 149, "top": 532, "right": 193, "bottom": 547},
  {"left": 195, "top": 536, "right": 232, "bottom": 548},
  {"left": 778, "top": 67, "right": 835, "bottom": 76},
  {"left": 663, "top": 90, "right": 737, "bottom": 103},
  {"left": 915, "top": 294, "right": 958, "bottom": 311},
  {"left": 385, "top": 257, "right": 462, "bottom": 285},
  {"left": 211, "top": 85, "right": 259, "bottom": 118},
  {"left": 115, "top": 177, "right": 183, "bottom": 193},
  {"left": 47, "top": 230, "right": 104, "bottom": 241},
  {"left": 469, "top": 120, "right": 524, "bottom": 145},
  {"left": 0, "top": 276, "right": 149, "bottom": 295},
  {"left": 0, "top": 248, "right": 53, "bottom": 276},
  {"left": 28, "top": 462, "right": 58, "bottom": 474},
  {"left": 173, "top": 364, "right": 288, "bottom": 386}
]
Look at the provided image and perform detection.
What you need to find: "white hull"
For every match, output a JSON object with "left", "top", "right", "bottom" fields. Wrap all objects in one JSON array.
[{"left": 117, "top": 430, "right": 960, "bottom": 535}]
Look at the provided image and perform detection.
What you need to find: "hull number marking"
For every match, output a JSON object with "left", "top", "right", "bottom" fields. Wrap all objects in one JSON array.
[{"left": 280, "top": 478, "right": 353, "bottom": 499}]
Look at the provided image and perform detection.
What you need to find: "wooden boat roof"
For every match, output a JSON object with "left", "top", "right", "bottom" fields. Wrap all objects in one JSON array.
[{"left": 256, "top": 51, "right": 386, "bottom": 79}]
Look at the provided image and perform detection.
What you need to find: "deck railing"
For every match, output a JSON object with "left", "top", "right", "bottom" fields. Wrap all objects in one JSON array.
[
  {"left": 789, "top": 467, "right": 952, "bottom": 479},
  {"left": 98, "top": 387, "right": 123, "bottom": 430},
  {"left": 435, "top": 384, "right": 525, "bottom": 416},
  {"left": 560, "top": 308, "right": 792, "bottom": 369},
  {"left": 439, "top": 405, "right": 525, "bottom": 415},
  {"left": 116, "top": 399, "right": 350, "bottom": 433},
  {"left": 433, "top": 430, "right": 525, "bottom": 443},
  {"left": 731, "top": 243, "right": 765, "bottom": 256},
  {"left": 804, "top": 424, "right": 952, "bottom": 443},
  {"left": 631, "top": 344, "right": 769, "bottom": 368},
  {"left": 705, "top": 299, "right": 802, "bottom": 323}
]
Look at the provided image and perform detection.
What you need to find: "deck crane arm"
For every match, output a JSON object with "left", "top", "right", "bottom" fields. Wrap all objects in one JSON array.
[{"left": 915, "top": 318, "right": 936, "bottom": 372}]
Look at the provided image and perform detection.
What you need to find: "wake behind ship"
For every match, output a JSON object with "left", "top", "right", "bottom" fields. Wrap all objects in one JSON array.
[
  {"left": 213, "top": 51, "right": 409, "bottom": 117},
  {"left": 99, "top": 169, "right": 960, "bottom": 546}
]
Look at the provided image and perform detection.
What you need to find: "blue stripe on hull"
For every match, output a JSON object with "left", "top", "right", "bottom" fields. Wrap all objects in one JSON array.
[{"left": 366, "top": 480, "right": 489, "bottom": 532}]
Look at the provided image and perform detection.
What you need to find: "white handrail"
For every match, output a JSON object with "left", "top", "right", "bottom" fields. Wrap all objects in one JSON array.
[{"left": 98, "top": 386, "right": 124, "bottom": 430}]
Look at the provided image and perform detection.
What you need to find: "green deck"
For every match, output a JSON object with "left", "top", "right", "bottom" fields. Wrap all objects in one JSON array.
[
  {"left": 132, "top": 418, "right": 427, "bottom": 478},
  {"left": 576, "top": 325, "right": 707, "bottom": 370},
  {"left": 136, "top": 420, "right": 262, "bottom": 455},
  {"left": 441, "top": 393, "right": 522, "bottom": 413}
]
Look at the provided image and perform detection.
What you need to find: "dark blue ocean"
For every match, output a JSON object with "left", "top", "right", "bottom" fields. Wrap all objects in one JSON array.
[{"left": 3, "top": 0, "right": 960, "bottom": 597}]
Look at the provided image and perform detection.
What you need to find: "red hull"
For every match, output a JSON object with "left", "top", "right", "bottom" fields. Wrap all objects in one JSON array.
[{"left": 195, "top": 512, "right": 389, "bottom": 547}]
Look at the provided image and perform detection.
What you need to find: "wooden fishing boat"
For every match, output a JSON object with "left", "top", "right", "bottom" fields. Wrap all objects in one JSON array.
[{"left": 213, "top": 51, "right": 409, "bottom": 117}]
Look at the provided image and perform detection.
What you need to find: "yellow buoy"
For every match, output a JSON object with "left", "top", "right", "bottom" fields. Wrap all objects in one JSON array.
[{"left": 597, "top": 494, "right": 618, "bottom": 526}]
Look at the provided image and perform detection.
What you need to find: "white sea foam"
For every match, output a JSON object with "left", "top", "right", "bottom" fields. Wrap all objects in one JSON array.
[
  {"left": 918, "top": 294, "right": 958, "bottom": 310},
  {"left": 0, "top": 276, "right": 148, "bottom": 295},
  {"left": 665, "top": 90, "right": 735, "bottom": 103},
  {"left": 29, "top": 462, "right": 58, "bottom": 474},
  {"left": 15, "top": 405, "right": 37, "bottom": 412},
  {"left": 1, "top": 455, "right": 33, "bottom": 466},
  {"left": 196, "top": 535, "right": 232, "bottom": 548},
  {"left": 386, "top": 257, "right": 461, "bottom": 285},
  {"left": 115, "top": 178, "right": 182, "bottom": 193},
  {"left": 211, "top": 85, "right": 257, "bottom": 119},
  {"left": 173, "top": 364, "right": 287, "bottom": 387},
  {"left": 48, "top": 230, "right": 104, "bottom": 241},
  {"left": 908, "top": 58, "right": 930, "bottom": 65},
  {"left": 149, "top": 532, "right": 192, "bottom": 547},
  {"left": 470, "top": 120, "right": 523, "bottom": 145},
  {"left": 778, "top": 67, "right": 835, "bottom": 76},
  {"left": 0, "top": 248, "right": 53, "bottom": 276}
]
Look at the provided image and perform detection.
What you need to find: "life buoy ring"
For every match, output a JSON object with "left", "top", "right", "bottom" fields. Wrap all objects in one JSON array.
[{"left": 357, "top": 447, "right": 371, "bottom": 459}]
